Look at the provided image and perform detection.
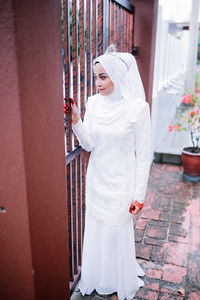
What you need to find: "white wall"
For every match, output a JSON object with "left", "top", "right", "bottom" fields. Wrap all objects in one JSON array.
[{"left": 151, "top": 5, "right": 189, "bottom": 155}]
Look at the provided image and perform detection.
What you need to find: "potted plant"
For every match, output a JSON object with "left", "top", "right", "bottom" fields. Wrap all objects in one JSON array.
[{"left": 169, "top": 93, "right": 200, "bottom": 181}]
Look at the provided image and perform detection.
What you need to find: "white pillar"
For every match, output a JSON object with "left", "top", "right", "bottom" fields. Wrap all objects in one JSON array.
[{"left": 185, "top": 0, "right": 200, "bottom": 93}]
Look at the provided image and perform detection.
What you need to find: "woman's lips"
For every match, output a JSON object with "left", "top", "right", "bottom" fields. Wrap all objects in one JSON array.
[{"left": 98, "top": 88, "right": 105, "bottom": 92}]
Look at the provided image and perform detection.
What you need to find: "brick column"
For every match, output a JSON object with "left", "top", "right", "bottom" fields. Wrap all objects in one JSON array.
[
  {"left": 0, "top": 1, "right": 69, "bottom": 299},
  {"left": 130, "top": 0, "right": 158, "bottom": 107}
]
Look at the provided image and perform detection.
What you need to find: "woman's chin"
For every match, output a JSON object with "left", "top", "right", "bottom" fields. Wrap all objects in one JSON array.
[
  {"left": 99, "top": 90, "right": 111, "bottom": 96},
  {"left": 98, "top": 90, "right": 105, "bottom": 95}
]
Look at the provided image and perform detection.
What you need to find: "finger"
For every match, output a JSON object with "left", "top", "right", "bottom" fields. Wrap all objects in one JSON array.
[
  {"left": 71, "top": 102, "right": 77, "bottom": 108},
  {"left": 133, "top": 206, "right": 140, "bottom": 215},
  {"left": 71, "top": 103, "right": 77, "bottom": 111},
  {"left": 71, "top": 105, "right": 79, "bottom": 115}
]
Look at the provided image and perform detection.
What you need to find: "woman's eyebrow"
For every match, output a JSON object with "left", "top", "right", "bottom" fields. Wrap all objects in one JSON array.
[{"left": 99, "top": 72, "right": 107, "bottom": 76}]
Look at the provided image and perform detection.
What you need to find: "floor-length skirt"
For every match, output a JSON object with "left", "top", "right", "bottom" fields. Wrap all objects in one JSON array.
[{"left": 78, "top": 209, "right": 145, "bottom": 300}]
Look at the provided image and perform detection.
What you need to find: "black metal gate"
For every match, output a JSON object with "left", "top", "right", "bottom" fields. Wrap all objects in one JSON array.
[{"left": 62, "top": 0, "right": 135, "bottom": 293}]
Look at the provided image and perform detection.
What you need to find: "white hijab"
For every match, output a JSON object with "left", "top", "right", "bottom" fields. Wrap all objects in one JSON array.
[{"left": 93, "top": 44, "right": 146, "bottom": 102}]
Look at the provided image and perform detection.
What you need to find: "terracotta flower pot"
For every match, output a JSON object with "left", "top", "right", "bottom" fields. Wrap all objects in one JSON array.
[{"left": 182, "top": 147, "right": 200, "bottom": 181}]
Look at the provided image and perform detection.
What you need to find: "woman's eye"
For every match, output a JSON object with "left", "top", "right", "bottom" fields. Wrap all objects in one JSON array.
[{"left": 101, "top": 76, "right": 106, "bottom": 80}]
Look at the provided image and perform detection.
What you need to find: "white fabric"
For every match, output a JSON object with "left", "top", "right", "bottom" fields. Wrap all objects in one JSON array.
[
  {"left": 78, "top": 211, "right": 144, "bottom": 300},
  {"left": 72, "top": 51, "right": 151, "bottom": 299}
]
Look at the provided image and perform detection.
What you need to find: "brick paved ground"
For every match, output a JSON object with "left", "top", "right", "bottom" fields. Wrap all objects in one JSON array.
[{"left": 71, "top": 163, "right": 200, "bottom": 300}]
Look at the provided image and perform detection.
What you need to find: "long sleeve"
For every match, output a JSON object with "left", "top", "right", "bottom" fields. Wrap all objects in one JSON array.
[
  {"left": 134, "top": 101, "right": 152, "bottom": 203},
  {"left": 72, "top": 100, "right": 95, "bottom": 152}
]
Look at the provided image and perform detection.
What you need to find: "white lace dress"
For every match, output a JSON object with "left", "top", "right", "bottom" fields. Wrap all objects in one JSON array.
[{"left": 72, "top": 93, "right": 151, "bottom": 300}]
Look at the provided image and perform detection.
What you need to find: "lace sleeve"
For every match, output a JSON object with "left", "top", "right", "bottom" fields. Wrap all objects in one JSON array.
[
  {"left": 72, "top": 100, "right": 95, "bottom": 152},
  {"left": 134, "top": 101, "right": 152, "bottom": 203}
]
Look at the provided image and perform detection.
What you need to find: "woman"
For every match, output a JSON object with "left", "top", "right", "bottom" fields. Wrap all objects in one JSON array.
[{"left": 71, "top": 45, "right": 151, "bottom": 300}]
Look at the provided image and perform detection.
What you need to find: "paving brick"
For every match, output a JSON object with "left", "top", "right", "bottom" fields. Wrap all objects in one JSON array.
[
  {"left": 169, "top": 223, "right": 187, "bottom": 237},
  {"left": 145, "top": 268, "right": 163, "bottom": 279},
  {"left": 144, "top": 283, "right": 159, "bottom": 292},
  {"left": 135, "top": 243, "right": 152, "bottom": 260},
  {"left": 151, "top": 246, "right": 165, "bottom": 262},
  {"left": 162, "top": 264, "right": 187, "bottom": 284},
  {"left": 135, "top": 218, "right": 148, "bottom": 230},
  {"left": 146, "top": 225, "right": 168, "bottom": 239},
  {"left": 140, "top": 209, "right": 160, "bottom": 220},
  {"left": 153, "top": 199, "right": 172, "bottom": 211},
  {"left": 160, "top": 293, "right": 175, "bottom": 300},
  {"left": 160, "top": 293, "right": 184, "bottom": 300},
  {"left": 172, "top": 205, "right": 186, "bottom": 213},
  {"left": 135, "top": 289, "right": 158, "bottom": 299},
  {"left": 188, "top": 252, "right": 200, "bottom": 288},
  {"left": 160, "top": 283, "right": 186, "bottom": 297},
  {"left": 170, "top": 213, "right": 185, "bottom": 224},
  {"left": 160, "top": 211, "right": 171, "bottom": 222},
  {"left": 149, "top": 220, "right": 169, "bottom": 227},
  {"left": 168, "top": 234, "right": 189, "bottom": 244},
  {"left": 145, "top": 192, "right": 155, "bottom": 205},
  {"left": 165, "top": 242, "right": 188, "bottom": 267},
  {"left": 188, "top": 291, "right": 200, "bottom": 300},
  {"left": 144, "top": 237, "right": 165, "bottom": 247},
  {"left": 135, "top": 230, "right": 143, "bottom": 242},
  {"left": 137, "top": 259, "right": 159, "bottom": 270}
]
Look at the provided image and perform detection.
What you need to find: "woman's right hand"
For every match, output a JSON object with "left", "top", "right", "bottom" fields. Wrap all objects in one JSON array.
[{"left": 71, "top": 102, "right": 80, "bottom": 125}]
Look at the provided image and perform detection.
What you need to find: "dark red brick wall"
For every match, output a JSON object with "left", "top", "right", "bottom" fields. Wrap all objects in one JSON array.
[
  {"left": 0, "top": 1, "right": 70, "bottom": 299},
  {"left": 130, "top": 0, "right": 158, "bottom": 108}
]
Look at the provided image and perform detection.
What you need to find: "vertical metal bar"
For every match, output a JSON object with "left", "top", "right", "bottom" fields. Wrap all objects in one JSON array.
[
  {"left": 86, "top": 0, "right": 91, "bottom": 97},
  {"left": 82, "top": 151, "right": 86, "bottom": 249},
  {"left": 90, "top": 0, "right": 93, "bottom": 94},
  {"left": 107, "top": 0, "right": 111, "bottom": 46},
  {"left": 63, "top": 0, "right": 72, "bottom": 153},
  {"left": 80, "top": 153, "right": 83, "bottom": 260},
  {"left": 77, "top": 155, "right": 81, "bottom": 266},
  {"left": 123, "top": 9, "right": 126, "bottom": 52},
  {"left": 103, "top": 0, "right": 109, "bottom": 51},
  {"left": 114, "top": 3, "right": 118, "bottom": 48},
  {"left": 77, "top": 0, "right": 81, "bottom": 111},
  {"left": 96, "top": 0, "right": 98, "bottom": 57},
  {"left": 132, "top": 7, "right": 135, "bottom": 54},
  {"left": 122, "top": 8, "right": 124, "bottom": 51},
  {"left": 72, "top": 0, "right": 78, "bottom": 106},
  {"left": 128, "top": 13, "right": 131, "bottom": 53},
  {"left": 120, "top": 7, "right": 123, "bottom": 51},
  {"left": 97, "top": 0, "right": 104, "bottom": 55},
  {"left": 75, "top": 157, "right": 79, "bottom": 270},
  {"left": 72, "top": 0, "right": 79, "bottom": 147},
  {"left": 66, "top": 162, "right": 73, "bottom": 281},
  {"left": 70, "top": 162, "right": 74, "bottom": 280},
  {"left": 110, "top": 1, "right": 114, "bottom": 45},
  {"left": 118, "top": 6, "right": 122, "bottom": 51},
  {"left": 103, "top": 0, "right": 106, "bottom": 52},
  {"left": 125, "top": 10, "right": 129, "bottom": 52},
  {"left": 79, "top": 0, "right": 85, "bottom": 119},
  {"left": 72, "top": 159, "right": 78, "bottom": 275},
  {"left": 92, "top": 0, "right": 97, "bottom": 94},
  {"left": 130, "top": 13, "right": 134, "bottom": 54}
]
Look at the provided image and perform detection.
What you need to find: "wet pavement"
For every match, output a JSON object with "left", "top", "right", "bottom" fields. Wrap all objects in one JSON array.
[{"left": 71, "top": 163, "right": 200, "bottom": 300}]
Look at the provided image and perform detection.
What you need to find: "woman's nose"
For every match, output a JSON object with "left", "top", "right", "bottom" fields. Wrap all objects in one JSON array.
[{"left": 96, "top": 78, "right": 102, "bottom": 87}]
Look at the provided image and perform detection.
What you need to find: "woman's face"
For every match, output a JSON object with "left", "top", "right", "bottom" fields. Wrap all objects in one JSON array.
[{"left": 93, "top": 63, "right": 114, "bottom": 96}]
